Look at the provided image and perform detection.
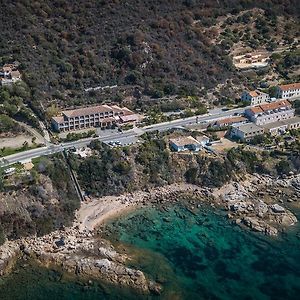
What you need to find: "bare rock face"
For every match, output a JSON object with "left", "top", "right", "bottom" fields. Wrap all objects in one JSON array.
[
  {"left": 242, "top": 217, "right": 278, "bottom": 236},
  {"left": 17, "top": 228, "right": 160, "bottom": 294},
  {"left": 271, "top": 204, "right": 285, "bottom": 213},
  {"left": 0, "top": 242, "right": 20, "bottom": 276},
  {"left": 221, "top": 174, "right": 300, "bottom": 236}
]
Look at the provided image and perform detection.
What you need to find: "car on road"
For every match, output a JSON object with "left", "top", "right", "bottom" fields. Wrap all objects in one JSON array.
[
  {"left": 68, "top": 146, "right": 76, "bottom": 152},
  {"left": 114, "top": 141, "right": 121, "bottom": 146}
]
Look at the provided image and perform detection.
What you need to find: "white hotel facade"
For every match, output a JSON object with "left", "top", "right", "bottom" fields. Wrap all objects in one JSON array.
[{"left": 51, "top": 104, "right": 138, "bottom": 132}]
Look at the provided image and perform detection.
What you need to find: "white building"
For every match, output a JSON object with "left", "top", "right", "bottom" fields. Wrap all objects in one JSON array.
[
  {"left": 231, "top": 123, "right": 265, "bottom": 141},
  {"left": 0, "top": 64, "right": 22, "bottom": 86},
  {"left": 261, "top": 116, "right": 300, "bottom": 136},
  {"left": 241, "top": 90, "right": 270, "bottom": 106},
  {"left": 276, "top": 83, "right": 300, "bottom": 99},
  {"left": 51, "top": 104, "right": 138, "bottom": 132},
  {"left": 245, "top": 100, "right": 294, "bottom": 126},
  {"left": 169, "top": 136, "right": 202, "bottom": 152}
]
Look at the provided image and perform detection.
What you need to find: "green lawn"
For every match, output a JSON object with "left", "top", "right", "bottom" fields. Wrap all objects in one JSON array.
[{"left": 0, "top": 143, "right": 44, "bottom": 158}]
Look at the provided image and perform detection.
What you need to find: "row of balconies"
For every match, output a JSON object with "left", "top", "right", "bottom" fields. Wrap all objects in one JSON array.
[
  {"left": 59, "top": 119, "right": 115, "bottom": 128},
  {"left": 66, "top": 112, "right": 123, "bottom": 121}
]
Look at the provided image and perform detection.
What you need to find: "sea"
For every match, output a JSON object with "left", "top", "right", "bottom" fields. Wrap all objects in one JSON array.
[{"left": 0, "top": 202, "right": 299, "bottom": 300}]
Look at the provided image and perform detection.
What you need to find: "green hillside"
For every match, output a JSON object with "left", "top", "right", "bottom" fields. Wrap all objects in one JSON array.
[{"left": 0, "top": 0, "right": 299, "bottom": 118}]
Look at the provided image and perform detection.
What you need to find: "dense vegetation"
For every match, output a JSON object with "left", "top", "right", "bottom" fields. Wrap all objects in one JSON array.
[
  {"left": 73, "top": 133, "right": 173, "bottom": 196},
  {"left": 73, "top": 131, "right": 300, "bottom": 196},
  {"left": 0, "top": 82, "right": 41, "bottom": 129},
  {"left": 0, "top": 114, "right": 23, "bottom": 135},
  {"left": 0, "top": 156, "right": 79, "bottom": 243},
  {"left": 0, "top": 0, "right": 299, "bottom": 118}
]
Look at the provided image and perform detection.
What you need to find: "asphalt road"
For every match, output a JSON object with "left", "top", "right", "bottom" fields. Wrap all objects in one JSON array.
[{"left": 0, "top": 106, "right": 248, "bottom": 167}]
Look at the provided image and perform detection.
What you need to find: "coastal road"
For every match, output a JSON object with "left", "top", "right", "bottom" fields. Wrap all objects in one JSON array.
[{"left": 0, "top": 106, "right": 248, "bottom": 167}]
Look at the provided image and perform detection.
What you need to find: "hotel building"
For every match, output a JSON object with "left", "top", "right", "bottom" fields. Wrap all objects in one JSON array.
[{"left": 51, "top": 104, "right": 138, "bottom": 132}]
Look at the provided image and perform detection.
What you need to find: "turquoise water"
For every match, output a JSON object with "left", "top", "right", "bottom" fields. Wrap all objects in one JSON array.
[
  {"left": 0, "top": 202, "right": 300, "bottom": 300},
  {"left": 103, "top": 204, "right": 300, "bottom": 300}
]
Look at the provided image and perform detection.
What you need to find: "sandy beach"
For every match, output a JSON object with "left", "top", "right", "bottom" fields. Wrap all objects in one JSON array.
[{"left": 75, "top": 183, "right": 204, "bottom": 231}]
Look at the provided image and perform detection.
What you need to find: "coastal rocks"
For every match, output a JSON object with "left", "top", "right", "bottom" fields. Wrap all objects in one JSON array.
[
  {"left": 242, "top": 217, "right": 278, "bottom": 236},
  {"left": 14, "top": 228, "right": 161, "bottom": 295},
  {"left": 270, "top": 204, "right": 285, "bottom": 213},
  {"left": 213, "top": 173, "right": 300, "bottom": 236}
]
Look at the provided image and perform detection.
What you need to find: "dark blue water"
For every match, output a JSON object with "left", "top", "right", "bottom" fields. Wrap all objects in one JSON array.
[{"left": 0, "top": 203, "right": 300, "bottom": 300}]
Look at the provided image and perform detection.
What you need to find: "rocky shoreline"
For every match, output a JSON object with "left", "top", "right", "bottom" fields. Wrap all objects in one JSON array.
[{"left": 0, "top": 173, "right": 299, "bottom": 294}]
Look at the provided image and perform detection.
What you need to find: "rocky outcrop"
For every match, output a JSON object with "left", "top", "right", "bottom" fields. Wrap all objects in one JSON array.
[
  {"left": 16, "top": 228, "right": 161, "bottom": 294},
  {"left": 219, "top": 174, "right": 299, "bottom": 236},
  {"left": 242, "top": 216, "right": 278, "bottom": 236},
  {"left": 0, "top": 241, "right": 20, "bottom": 276}
]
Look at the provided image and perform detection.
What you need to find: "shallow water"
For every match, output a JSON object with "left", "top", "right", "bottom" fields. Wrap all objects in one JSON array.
[{"left": 0, "top": 202, "right": 300, "bottom": 300}]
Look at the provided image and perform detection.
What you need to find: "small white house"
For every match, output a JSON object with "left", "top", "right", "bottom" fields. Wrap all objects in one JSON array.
[
  {"left": 196, "top": 135, "right": 210, "bottom": 147},
  {"left": 169, "top": 136, "right": 202, "bottom": 152},
  {"left": 241, "top": 90, "right": 270, "bottom": 106},
  {"left": 4, "top": 167, "right": 16, "bottom": 175}
]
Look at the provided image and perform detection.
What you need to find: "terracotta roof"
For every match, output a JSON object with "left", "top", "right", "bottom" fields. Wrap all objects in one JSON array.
[
  {"left": 62, "top": 104, "right": 113, "bottom": 118},
  {"left": 216, "top": 116, "right": 247, "bottom": 125},
  {"left": 259, "top": 99, "right": 291, "bottom": 112},
  {"left": 248, "top": 106, "right": 264, "bottom": 114},
  {"left": 248, "top": 99, "right": 291, "bottom": 115},
  {"left": 52, "top": 116, "right": 64, "bottom": 124},
  {"left": 2, "top": 65, "right": 13, "bottom": 72},
  {"left": 249, "top": 91, "right": 259, "bottom": 97},
  {"left": 11, "top": 70, "right": 21, "bottom": 78},
  {"left": 121, "top": 107, "right": 134, "bottom": 116},
  {"left": 279, "top": 83, "right": 300, "bottom": 91},
  {"left": 120, "top": 114, "right": 138, "bottom": 122},
  {"left": 169, "top": 136, "right": 200, "bottom": 147},
  {"left": 102, "top": 117, "right": 115, "bottom": 123},
  {"left": 110, "top": 105, "right": 123, "bottom": 113}
]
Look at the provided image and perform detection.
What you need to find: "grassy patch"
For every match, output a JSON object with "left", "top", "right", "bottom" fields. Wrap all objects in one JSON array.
[{"left": 0, "top": 143, "right": 44, "bottom": 158}]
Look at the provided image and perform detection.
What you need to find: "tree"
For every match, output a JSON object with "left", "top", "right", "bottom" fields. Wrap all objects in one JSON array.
[
  {"left": 268, "top": 86, "right": 277, "bottom": 98},
  {"left": 276, "top": 159, "right": 292, "bottom": 175}
]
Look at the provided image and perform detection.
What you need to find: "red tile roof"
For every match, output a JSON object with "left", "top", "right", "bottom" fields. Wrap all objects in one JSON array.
[
  {"left": 216, "top": 116, "right": 247, "bottom": 126},
  {"left": 248, "top": 99, "right": 291, "bottom": 115},
  {"left": 279, "top": 83, "right": 300, "bottom": 91},
  {"left": 248, "top": 107, "right": 264, "bottom": 114},
  {"left": 249, "top": 91, "right": 259, "bottom": 97},
  {"left": 259, "top": 99, "right": 291, "bottom": 111},
  {"left": 62, "top": 104, "right": 113, "bottom": 118}
]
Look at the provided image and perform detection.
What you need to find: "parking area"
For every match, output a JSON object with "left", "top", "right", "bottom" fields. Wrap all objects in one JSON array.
[{"left": 103, "top": 136, "right": 140, "bottom": 147}]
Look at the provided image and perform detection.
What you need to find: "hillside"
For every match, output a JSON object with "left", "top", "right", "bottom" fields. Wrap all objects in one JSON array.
[{"left": 0, "top": 0, "right": 299, "bottom": 118}]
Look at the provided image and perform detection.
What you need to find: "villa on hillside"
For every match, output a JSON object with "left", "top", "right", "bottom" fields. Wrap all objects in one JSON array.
[
  {"left": 233, "top": 53, "right": 269, "bottom": 70},
  {"left": 241, "top": 90, "right": 270, "bottom": 106},
  {"left": 169, "top": 136, "right": 202, "bottom": 152},
  {"left": 276, "top": 83, "right": 300, "bottom": 99},
  {"left": 0, "top": 63, "right": 22, "bottom": 86},
  {"left": 51, "top": 104, "right": 139, "bottom": 132}
]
